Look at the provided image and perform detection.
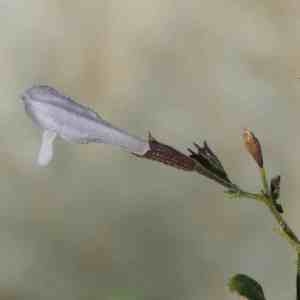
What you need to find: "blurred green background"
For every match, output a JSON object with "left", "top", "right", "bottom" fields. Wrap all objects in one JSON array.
[{"left": 0, "top": 0, "right": 299, "bottom": 299}]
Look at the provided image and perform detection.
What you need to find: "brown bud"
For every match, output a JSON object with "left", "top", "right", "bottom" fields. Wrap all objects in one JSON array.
[
  {"left": 243, "top": 129, "right": 263, "bottom": 168},
  {"left": 135, "top": 133, "right": 196, "bottom": 171}
]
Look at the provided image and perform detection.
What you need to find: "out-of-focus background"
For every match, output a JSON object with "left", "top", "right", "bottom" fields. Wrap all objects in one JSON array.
[{"left": 0, "top": 1, "right": 299, "bottom": 299}]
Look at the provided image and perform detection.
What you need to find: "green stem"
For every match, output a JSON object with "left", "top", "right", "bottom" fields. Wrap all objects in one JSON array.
[
  {"left": 236, "top": 189, "right": 265, "bottom": 202},
  {"left": 260, "top": 167, "right": 269, "bottom": 194},
  {"left": 235, "top": 187, "right": 300, "bottom": 253},
  {"left": 264, "top": 198, "right": 300, "bottom": 252},
  {"left": 232, "top": 185, "right": 300, "bottom": 299}
]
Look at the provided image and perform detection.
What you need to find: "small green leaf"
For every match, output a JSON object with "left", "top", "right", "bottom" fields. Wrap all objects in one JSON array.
[{"left": 228, "top": 274, "right": 266, "bottom": 300}]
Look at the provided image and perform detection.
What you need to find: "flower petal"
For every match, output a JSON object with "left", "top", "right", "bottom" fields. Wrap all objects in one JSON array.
[{"left": 37, "top": 130, "right": 57, "bottom": 166}]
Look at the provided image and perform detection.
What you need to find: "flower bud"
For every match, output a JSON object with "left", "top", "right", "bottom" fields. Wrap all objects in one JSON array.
[{"left": 243, "top": 129, "right": 263, "bottom": 168}]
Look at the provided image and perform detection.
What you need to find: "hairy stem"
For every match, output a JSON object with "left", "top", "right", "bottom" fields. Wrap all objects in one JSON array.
[
  {"left": 260, "top": 168, "right": 269, "bottom": 194},
  {"left": 264, "top": 198, "right": 300, "bottom": 252},
  {"left": 235, "top": 188, "right": 300, "bottom": 252},
  {"left": 231, "top": 174, "right": 300, "bottom": 300}
]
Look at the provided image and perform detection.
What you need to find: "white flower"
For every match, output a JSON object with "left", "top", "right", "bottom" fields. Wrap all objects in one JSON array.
[{"left": 22, "top": 85, "right": 149, "bottom": 166}]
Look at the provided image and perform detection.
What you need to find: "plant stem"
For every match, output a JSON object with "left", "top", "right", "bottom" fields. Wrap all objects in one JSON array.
[
  {"left": 235, "top": 188, "right": 300, "bottom": 253},
  {"left": 232, "top": 185, "right": 300, "bottom": 299},
  {"left": 264, "top": 197, "right": 300, "bottom": 252},
  {"left": 260, "top": 168, "right": 269, "bottom": 194}
]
